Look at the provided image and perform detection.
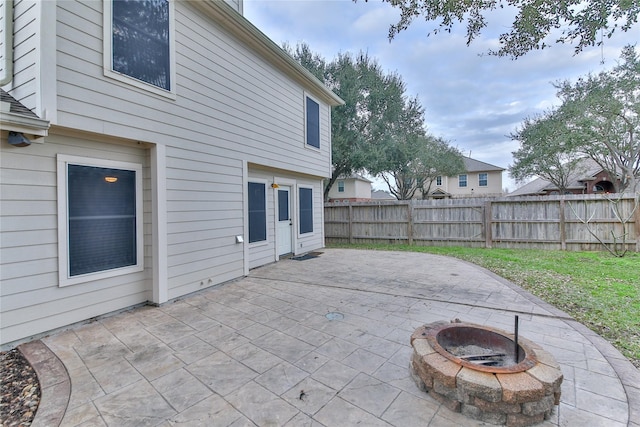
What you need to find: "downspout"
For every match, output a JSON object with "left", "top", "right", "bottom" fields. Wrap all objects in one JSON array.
[{"left": 0, "top": 0, "right": 14, "bottom": 86}]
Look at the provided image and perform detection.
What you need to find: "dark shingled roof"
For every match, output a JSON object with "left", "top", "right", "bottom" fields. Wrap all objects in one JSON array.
[{"left": 1, "top": 89, "right": 40, "bottom": 118}]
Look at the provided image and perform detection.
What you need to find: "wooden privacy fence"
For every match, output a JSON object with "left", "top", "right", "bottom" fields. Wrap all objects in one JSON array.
[{"left": 324, "top": 193, "right": 640, "bottom": 252}]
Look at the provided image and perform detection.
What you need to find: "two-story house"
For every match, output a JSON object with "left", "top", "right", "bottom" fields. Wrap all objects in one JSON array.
[
  {"left": 0, "top": 0, "right": 343, "bottom": 347},
  {"left": 423, "top": 157, "right": 505, "bottom": 199},
  {"left": 326, "top": 173, "right": 372, "bottom": 202}
]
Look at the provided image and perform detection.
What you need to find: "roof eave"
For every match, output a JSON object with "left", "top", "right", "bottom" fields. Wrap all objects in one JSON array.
[
  {"left": 189, "top": 1, "right": 344, "bottom": 107},
  {"left": 0, "top": 111, "right": 50, "bottom": 137}
]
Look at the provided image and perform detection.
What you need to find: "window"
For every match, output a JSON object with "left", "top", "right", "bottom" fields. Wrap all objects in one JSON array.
[
  {"left": 436, "top": 176, "right": 442, "bottom": 186},
  {"left": 478, "top": 173, "right": 488, "bottom": 187},
  {"left": 305, "top": 95, "right": 320, "bottom": 149},
  {"left": 299, "top": 187, "right": 313, "bottom": 234},
  {"left": 57, "top": 155, "right": 143, "bottom": 286},
  {"left": 338, "top": 181, "right": 345, "bottom": 192},
  {"left": 458, "top": 174, "right": 468, "bottom": 188},
  {"left": 248, "top": 182, "right": 267, "bottom": 243},
  {"left": 105, "top": 0, "right": 174, "bottom": 95}
]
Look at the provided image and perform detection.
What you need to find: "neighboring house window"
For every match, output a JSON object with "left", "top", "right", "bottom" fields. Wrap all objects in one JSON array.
[
  {"left": 57, "top": 155, "right": 143, "bottom": 286},
  {"left": 105, "top": 0, "right": 175, "bottom": 95},
  {"left": 299, "top": 187, "right": 313, "bottom": 234},
  {"left": 459, "top": 174, "right": 468, "bottom": 188},
  {"left": 436, "top": 176, "right": 442, "bottom": 186},
  {"left": 338, "top": 181, "right": 345, "bottom": 192},
  {"left": 248, "top": 182, "right": 267, "bottom": 243},
  {"left": 479, "top": 173, "right": 488, "bottom": 187},
  {"left": 305, "top": 95, "right": 320, "bottom": 149}
]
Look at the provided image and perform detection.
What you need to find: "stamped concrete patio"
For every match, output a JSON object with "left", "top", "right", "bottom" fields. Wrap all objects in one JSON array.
[{"left": 24, "top": 248, "right": 640, "bottom": 426}]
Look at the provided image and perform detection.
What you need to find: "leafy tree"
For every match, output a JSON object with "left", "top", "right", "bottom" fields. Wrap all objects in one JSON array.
[
  {"left": 509, "top": 109, "right": 586, "bottom": 193},
  {"left": 510, "top": 45, "right": 640, "bottom": 193},
  {"left": 556, "top": 45, "right": 640, "bottom": 192},
  {"left": 417, "top": 138, "right": 467, "bottom": 198},
  {"left": 287, "top": 44, "right": 413, "bottom": 200},
  {"left": 361, "top": 0, "right": 640, "bottom": 58}
]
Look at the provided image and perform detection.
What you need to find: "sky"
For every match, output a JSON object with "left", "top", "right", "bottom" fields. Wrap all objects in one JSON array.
[{"left": 243, "top": 0, "right": 639, "bottom": 191}]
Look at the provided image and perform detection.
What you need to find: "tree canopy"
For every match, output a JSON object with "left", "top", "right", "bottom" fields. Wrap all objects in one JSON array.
[
  {"left": 510, "top": 45, "right": 640, "bottom": 192},
  {"left": 361, "top": 0, "right": 640, "bottom": 58},
  {"left": 287, "top": 43, "right": 464, "bottom": 200}
]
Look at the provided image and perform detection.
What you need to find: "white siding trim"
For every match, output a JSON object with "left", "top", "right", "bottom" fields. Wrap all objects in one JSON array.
[
  {"left": 296, "top": 183, "right": 315, "bottom": 239},
  {"left": 242, "top": 160, "right": 249, "bottom": 275},
  {"left": 39, "top": 0, "right": 57, "bottom": 122},
  {"left": 56, "top": 154, "right": 144, "bottom": 287},
  {"left": 151, "top": 144, "right": 168, "bottom": 304}
]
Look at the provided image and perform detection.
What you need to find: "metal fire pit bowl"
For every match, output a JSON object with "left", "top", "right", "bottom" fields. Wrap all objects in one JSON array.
[{"left": 426, "top": 322, "right": 538, "bottom": 373}]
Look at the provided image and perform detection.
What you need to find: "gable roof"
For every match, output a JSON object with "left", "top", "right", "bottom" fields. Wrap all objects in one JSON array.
[
  {"left": 190, "top": 1, "right": 344, "bottom": 107},
  {"left": 336, "top": 173, "right": 373, "bottom": 183},
  {"left": 463, "top": 157, "right": 505, "bottom": 172}
]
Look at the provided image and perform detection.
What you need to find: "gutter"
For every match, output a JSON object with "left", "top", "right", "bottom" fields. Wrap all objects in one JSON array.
[{"left": 0, "top": 0, "right": 14, "bottom": 86}]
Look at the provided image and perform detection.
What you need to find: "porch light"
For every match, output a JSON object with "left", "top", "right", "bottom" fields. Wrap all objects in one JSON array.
[{"left": 104, "top": 176, "right": 118, "bottom": 183}]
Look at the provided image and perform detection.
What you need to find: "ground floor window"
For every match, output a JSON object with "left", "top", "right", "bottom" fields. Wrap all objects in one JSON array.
[
  {"left": 299, "top": 187, "right": 313, "bottom": 234},
  {"left": 248, "top": 182, "right": 267, "bottom": 243},
  {"left": 57, "top": 155, "right": 143, "bottom": 286}
]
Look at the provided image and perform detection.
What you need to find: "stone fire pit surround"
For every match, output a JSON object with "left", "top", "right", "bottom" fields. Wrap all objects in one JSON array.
[{"left": 410, "top": 321, "right": 563, "bottom": 427}]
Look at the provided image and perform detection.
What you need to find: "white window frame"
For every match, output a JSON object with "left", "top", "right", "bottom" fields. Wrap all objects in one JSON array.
[
  {"left": 436, "top": 176, "right": 442, "bottom": 186},
  {"left": 459, "top": 174, "right": 468, "bottom": 188},
  {"left": 478, "top": 173, "right": 488, "bottom": 187},
  {"left": 103, "top": 0, "right": 176, "bottom": 98},
  {"left": 304, "top": 92, "right": 321, "bottom": 150},
  {"left": 57, "top": 154, "right": 144, "bottom": 287},
  {"left": 247, "top": 179, "right": 269, "bottom": 247},
  {"left": 297, "top": 184, "right": 315, "bottom": 237},
  {"left": 337, "top": 181, "right": 345, "bottom": 192}
]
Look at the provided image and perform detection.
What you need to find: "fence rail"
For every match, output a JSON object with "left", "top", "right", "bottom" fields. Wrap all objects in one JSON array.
[{"left": 324, "top": 193, "right": 640, "bottom": 252}]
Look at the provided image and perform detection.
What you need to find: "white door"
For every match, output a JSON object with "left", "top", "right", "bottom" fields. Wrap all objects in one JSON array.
[{"left": 277, "top": 186, "right": 293, "bottom": 256}]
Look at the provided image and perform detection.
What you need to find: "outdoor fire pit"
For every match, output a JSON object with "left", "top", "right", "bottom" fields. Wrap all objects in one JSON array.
[{"left": 410, "top": 320, "right": 563, "bottom": 426}]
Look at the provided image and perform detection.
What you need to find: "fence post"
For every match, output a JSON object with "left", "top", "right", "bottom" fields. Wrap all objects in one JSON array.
[
  {"left": 407, "top": 202, "right": 414, "bottom": 245},
  {"left": 348, "top": 204, "right": 354, "bottom": 244},
  {"left": 484, "top": 201, "right": 492, "bottom": 249},
  {"left": 559, "top": 198, "right": 567, "bottom": 251},
  {"left": 634, "top": 195, "right": 640, "bottom": 253}
]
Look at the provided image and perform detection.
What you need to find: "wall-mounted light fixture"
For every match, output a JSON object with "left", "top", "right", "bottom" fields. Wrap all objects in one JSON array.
[
  {"left": 104, "top": 176, "right": 118, "bottom": 183},
  {"left": 8, "top": 131, "right": 31, "bottom": 147},
  {"left": 271, "top": 183, "right": 279, "bottom": 188}
]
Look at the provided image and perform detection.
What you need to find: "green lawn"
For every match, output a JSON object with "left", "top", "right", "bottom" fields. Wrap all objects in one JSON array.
[{"left": 329, "top": 243, "right": 640, "bottom": 368}]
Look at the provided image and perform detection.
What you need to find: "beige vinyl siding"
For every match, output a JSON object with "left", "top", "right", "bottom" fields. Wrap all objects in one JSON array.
[
  {"left": 165, "top": 146, "right": 245, "bottom": 300},
  {"left": 54, "top": 1, "right": 332, "bottom": 177},
  {"left": 0, "top": 131, "right": 151, "bottom": 344},
  {"left": 3, "top": 0, "right": 38, "bottom": 111}
]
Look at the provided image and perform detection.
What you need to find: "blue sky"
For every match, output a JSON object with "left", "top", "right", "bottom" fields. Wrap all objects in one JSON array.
[{"left": 243, "top": 0, "right": 638, "bottom": 191}]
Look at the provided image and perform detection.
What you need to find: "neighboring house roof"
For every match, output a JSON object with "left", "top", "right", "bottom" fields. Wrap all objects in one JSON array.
[
  {"left": 336, "top": 173, "right": 373, "bottom": 183},
  {"left": 509, "top": 158, "right": 611, "bottom": 196},
  {"left": 371, "top": 190, "right": 395, "bottom": 200},
  {"left": 192, "top": 2, "right": 344, "bottom": 107},
  {"left": 463, "top": 157, "right": 505, "bottom": 172},
  {"left": 0, "top": 89, "right": 49, "bottom": 136}
]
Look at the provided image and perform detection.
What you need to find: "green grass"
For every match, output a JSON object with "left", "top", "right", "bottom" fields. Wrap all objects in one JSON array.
[{"left": 329, "top": 243, "right": 640, "bottom": 368}]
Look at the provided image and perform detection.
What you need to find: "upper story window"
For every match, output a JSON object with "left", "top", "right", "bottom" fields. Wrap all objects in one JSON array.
[
  {"left": 478, "top": 173, "right": 488, "bottom": 187},
  {"left": 436, "top": 176, "right": 442, "bottom": 186},
  {"left": 105, "top": 0, "right": 175, "bottom": 96},
  {"left": 458, "top": 174, "right": 468, "bottom": 188},
  {"left": 305, "top": 95, "right": 320, "bottom": 149},
  {"left": 338, "top": 181, "right": 345, "bottom": 192}
]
